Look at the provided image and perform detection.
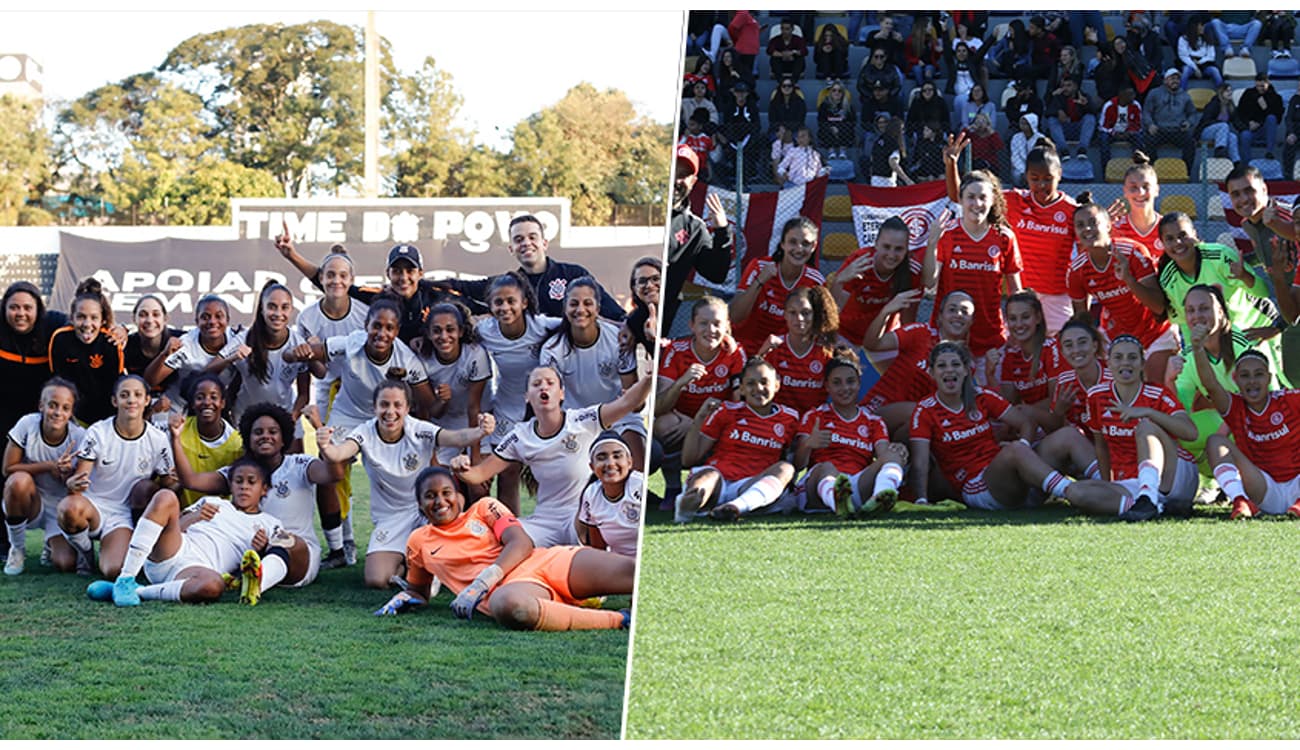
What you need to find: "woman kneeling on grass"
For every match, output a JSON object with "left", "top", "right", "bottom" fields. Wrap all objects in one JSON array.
[
  {"left": 93, "top": 456, "right": 285, "bottom": 606},
  {"left": 794, "top": 348, "right": 907, "bottom": 517},
  {"left": 373, "top": 466, "right": 632, "bottom": 631},
  {"left": 1086, "top": 335, "right": 1200, "bottom": 521},
  {"left": 910, "top": 341, "right": 1121, "bottom": 511}
]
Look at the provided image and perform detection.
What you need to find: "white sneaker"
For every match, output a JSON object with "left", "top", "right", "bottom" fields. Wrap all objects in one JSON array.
[
  {"left": 1239, "top": 49, "right": 1252, "bottom": 58},
  {"left": 1273, "top": 50, "right": 1283, "bottom": 59},
  {"left": 1284, "top": 49, "right": 1294, "bottom": 58},
  {"left": 4, "top": 547, "right": 24, "bottom": 576}
]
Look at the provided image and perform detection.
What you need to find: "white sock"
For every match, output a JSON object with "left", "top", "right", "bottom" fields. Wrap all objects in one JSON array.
[
  {"left": 323, "top": 526, "right": 343, "bottom": 552},
  {"left": 1085, "top": 460, "right": 1101, "bottom": 480},
  {"left": 1137, "top": 459, "right": 1162, "bottom": 510},
  {"left": 5, "top": 520, "right": 26, "bottom": 552},
  {"left": 340, "top": 514, "right": 354, "bottom": 544},
  {"left": 67, "top": 529, "right": 92, "bottom": 554},
  {"left": 1213, "top": 464, "right": 1247, "bottom": 501},
  {"left": 121, "top": 518, "right": 164, "bottom": 580},
  {"left": 729, "top": 476, "right": 786, "bottom": 514},
  {"left": 139, "top": 579, "right": 185, "bottom": 602},
  {"left": 1041, "top": 470, "right": 1073, "bottom": 497},
  {"left": 261, "top": 553, "right": 288, "bottom": 592},
  {"left": 872, "top": 462, "right": 904, "bottom": 496},
  {"left": 816, "top": 476, "right": 837, "bottom": 511}
]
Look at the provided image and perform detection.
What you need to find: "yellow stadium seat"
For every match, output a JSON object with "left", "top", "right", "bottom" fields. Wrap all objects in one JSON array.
[
  {"left": 1160, "top": 194, "right": 1198, "bottom": 219},
  {"left": 814, "top": 23, "right": 848, "bottom": 44},
  {"left": 1188, "top": 88, "right": 1215, "bottom": 110},
  {"left": 1104, "top": 157, "right": 1131, "bottom": 182},
  {"left": 816, "top": 86, "right": 852, "bottom": 109},
  {"left": 1204, "top": 157, "right": 1235, "bottom": 182},
  {"left": 821, "top": 232, "right": 859, "bottom": 260},
  {"left": 1154, "top": 157, "right": 1189, "bottom": 183},
  {"left": 680, "top": 281, "right": 709, "bottom": 300},
  {"left": 822, "top": 194, "right": 852, "bottom": 221},
  {"left": 1224, "top": 56, "right": 1258, "bottom": 80},
  {"left": 684, "top": 56, "right": 698, "bottom": 75}
]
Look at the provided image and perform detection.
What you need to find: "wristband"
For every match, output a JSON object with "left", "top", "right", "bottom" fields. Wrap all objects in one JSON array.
[{"left": 1017, "top": 438, "right": 1031, "bottom": 447}]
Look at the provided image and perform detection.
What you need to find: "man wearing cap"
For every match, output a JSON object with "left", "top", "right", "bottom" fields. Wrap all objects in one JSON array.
[
  {"left": 663, "top": 145, "right": 732, "bottom": 337},
  {"left": 1143, "top": 68, "right": 1197, "bottom": 171}
]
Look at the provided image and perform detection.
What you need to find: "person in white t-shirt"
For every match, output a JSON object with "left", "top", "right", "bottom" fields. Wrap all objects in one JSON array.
[
  {"left": 451, "top": 366, "right": 652, "bottom": 547},
  {"left": 575, "top": 431, "right": 643, "bottom": 558},
  {"left": 316, "top": 379, "right": 496, "bottom": 588}
]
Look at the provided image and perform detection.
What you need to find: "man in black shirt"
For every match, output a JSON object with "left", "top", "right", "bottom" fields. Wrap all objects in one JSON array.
[{"left": 663, "top": 145, "right": 733, "bottom": 337}]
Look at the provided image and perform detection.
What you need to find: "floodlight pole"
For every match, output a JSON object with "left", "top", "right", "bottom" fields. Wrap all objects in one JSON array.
[{"left": 363, "top": 11, "right": 380, "bottom": 199}]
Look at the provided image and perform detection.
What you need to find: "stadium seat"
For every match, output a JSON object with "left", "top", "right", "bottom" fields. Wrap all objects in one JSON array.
[
  {"left": 684, "top": 56, "right": 698, "bottom": 76},
  {"left": 1250, "top": 158, "right": 1283, "bottom": 180},
  {"left": 815, "top": 86, "right": 852, "bottom": 108},
  {"left": 1104, "top": 157, "right": 1131, "bottom": 182},
  {"left": 991, "top": 23, "right": 1009, "bottom": 42},
  {"left": 1207, "top": 194, "right": 1226, "bottom": 219},
  {"left": 1268, "top": 57, "right": 1300, "bottom": 79},
  {"left": 822, "top": 194, "right": 852, "bottom": 221},
  {"left": 768, "top": 22, "right": 804, "bottom": 40},
  {"left": 814, "top": 23, "right": 848, "bottom": 45},
  {"left": 1294, "top": 161, "right": 1300, "bottom": 180},
  {"left": 1188, "top": 88, "right": 1215, "bottom": 110},
  {"left": 1060, "top": 156, "right": 1095, "bottom": 182},
  {"left": 1224, "top": 56, "right": 1258, "bottom": 80},
  {"left": 1154, "top": 158, "right": 1189, "bottom": 183},
  {"left": 679, "top": 281, "right": 709, "bottom": 301},
  {"left": 1232, "top": 87, "right": 1246, "bottom": 106},
  {"left": 821, "top": 232, "right": 859, "bottom": 260},
  {"left": 1203, "top": 157, "right": 1235, "bottom": 181},
  {"left": 1160, "top": 194, "right": 1198, "bottom": 219}
]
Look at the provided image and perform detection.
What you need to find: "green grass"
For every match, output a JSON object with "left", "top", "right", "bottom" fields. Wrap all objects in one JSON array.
[
  {"left": 625, "top": 493, "right": 1300, "bottom": 739},
  {"left": 0, "top": 473, "right": 629, "bottom": 739}
]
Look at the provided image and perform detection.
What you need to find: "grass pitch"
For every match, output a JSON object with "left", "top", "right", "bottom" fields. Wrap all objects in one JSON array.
[
  {"left": 0, "top": 473, "right": 629, "bottom": 740},
  {"left": 624, "top": 493, "right": 1300, "bottom": 739}
]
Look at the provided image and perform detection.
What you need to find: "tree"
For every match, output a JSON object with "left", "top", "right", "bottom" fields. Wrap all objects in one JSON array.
[
  {"left": 505, "top": 83, "right": 671, "bottom": 225},
  {"left": 0, "top": 94, "right": 49, "bottom": 225},
  {"left": 388, "top": 56, "right": 469, "bottom": 197}
]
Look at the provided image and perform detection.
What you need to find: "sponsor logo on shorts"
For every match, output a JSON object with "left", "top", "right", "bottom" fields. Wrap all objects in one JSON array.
[{"left": 376, "top": 529, "right": 388, "bottom": 542}]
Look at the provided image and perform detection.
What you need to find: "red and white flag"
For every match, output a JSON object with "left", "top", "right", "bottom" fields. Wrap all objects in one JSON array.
[
  {"left": 689, "top": 176, "right": 828, "bottom": 290},
  {"left": 848, "top": 180, "right": 951, "bottom": 252},
  {"left": 1218, "top": 180, "right": 1298, "bottom": 255}
]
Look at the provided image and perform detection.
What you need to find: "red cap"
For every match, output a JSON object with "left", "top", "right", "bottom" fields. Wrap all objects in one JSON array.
[{"left": 675, "top": 144, "right": 700, "bottom": 177}]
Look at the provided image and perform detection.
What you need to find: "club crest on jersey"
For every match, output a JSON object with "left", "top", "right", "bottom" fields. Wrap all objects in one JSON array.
[
  {"left": 988, "top": 245, "right": 1000, "bottom": 258},
  {"left": 548, "top": 279, "right": 568, "bottom": 300},
  {"left": 276, "top": 481, "right": 290, "bottom": 497},
  {"left": 809, "top": 360, "right": 823, "bottom": 374},
  {"left": 137, "top": 456, "right": 149, "bottom": 473},
  {"left": 857, "top": 424, "right": 871, "bottom": 438},
  {"left": 563, "top": 435, "right": 579, "bottom": 453},
  {"left": 403, "top": 452, "right": 419, "bottom": 471},
  {"left": 600, "top": 360, "right": 615, "bottom": 378},
  {"left": 773, "top": 423, "right": 785, "bottom": 438},
  {"left": 714, "top": 364, "right": 728, "bottom": 378},
  {"left": 1272, "top": 412, "right": 1285, "bottom": 426},
  {"left": 1054, "top": 211, "right": 1067, "bottom": 223},
  {"left": 89, "top": 353, "right": 104, "bottom": 369},
  {"left": 469, "top": 520, "right": 487, "bottom": 535},
  {"left": 623, "top": 502, "right": 640, "bottom": 525}
]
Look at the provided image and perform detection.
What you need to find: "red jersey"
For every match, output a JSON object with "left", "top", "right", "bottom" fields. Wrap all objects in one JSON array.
[
  {"left": 1086, "top": 381, "right": 1194, "bottom": 480},
  {"left": 862, "top": 322, "right": 940, "bottom": 412},
  {"left": 797, "top": 403, "right": 889, "bottom": 474},
  {"left": 996, "top": 337, "right": 1068, "bottom": 405},
  {"left": 733, "top": 259, "right": 825, "bottom": 355},
  {"left": 911, "top": 388, "right": 1012, "bottom": 491},
  {"left": 835, "top": 247, "right": 923, "bottom": 345},
  {"left": 1005, "top": 189, "right": 1077, "bottom": 296},
  {"left": 931, "top": 222, "right": 1022, "bottom": 357},
  {"left": 658, "top": 337, "right": 746, "bottom": 419},
  {"left": 1221, "top": 390, "right": 1300, "bottom": 482},
  {"left": 679, "top": 132, "right": 714, "bottom": 161},
  {"left": 700, "top": 400, "right": 801, "bottom": 481},
  {"left": 767, "top": 337, "right": 830, "bottom": 414},
  {"left": 1110, "top": 213, "right": 1164, "bottom": 257},
  {"left": 1064, "top": 240, "right": 1170, "bottom": 347},
  {"left": 1052, "top": 363, "right": 1112, "bottom": 434}
]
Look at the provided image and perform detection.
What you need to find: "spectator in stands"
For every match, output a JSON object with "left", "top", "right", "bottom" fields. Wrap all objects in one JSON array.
[
  {"left": 770, "top": 123, "right": 795, "bottom": 180},
  {"left": 683, "top": 56, "right": 715, "bottom": 100},
  {"left": 1048, "top": 45, "right": 1084, "bottom": 94},
  {"left": 715, "top": 48, "right": 750, "bottom": 104},
  {"left": 865, "top": 117, "right": 912, "bottom": 187},
  {"left": 1010, "top": 113, "right": 1049, "bottom": 187},
  {"left": 717, "top": 81, "right": 763, "bottom": 181},
  {"left": 1124, "top": 13, "right": 1164, "bottom": 79},
  {"left": 1238, "top": 73, "right": 1286, "bottom": 160},
  {"left": 942, "top": 40, "right": 988, "bottom": 104},
  {"left": 1019, "top": 15, "right": 1061, "bottom": 82},
  {"left": 664, "top": 146, "right": 733, "bottom": 338},
  {"left": 1099, "top": 85, "right": 1145, "bottom": 167},
  {"left": 1196, "top": 83, "right": 1245, "bottom": 162},
  {"left": 861, "top": 81, "right": 904, "bottom": 126},
  {"left": 776, "top": 126, "right": 826, "bottom": 187},
  {"left": 1143, "top": 69, "right": 1197, "bottom": 171},
  {"left": 864, "top": 16, "right": 905, "bottom": 69},
  {"left": 963, "top": 113, "right": 1006, "bottom": 175},
  {"left": 768, "top": 19, "right": 807, "bottom": 81},
  {"left": 768, "top": 76, "right": 807, "bottom": 139},
  {"left": 679, "top": 110, "right": 714, "bottom": 183},
  {"left": 1162, "top": 11, "right": 1194, "bottom": 51},
  {"left": 1068, "top": 10, "right": 1108, "bottom": 48},
  {"left": 817, "top": 81, "right": 856, "bottom": 157},
  {"left": 1209, "top": 12, "right": 1263, "bottom": 59},
  {"left": 1004, "top": 79, "right": 1044, "bottom": 132},
  {"left": 1092, "top": 36, "right": 1156, "bottom": 101},
  {"left": 947, "top": 11, "right": 989, "bottom": 49},
  {"left": 903, "top": 17, "right": 942, "bottom": 87},
  {"left": 728, "top": 11, "right": 760, "bottom": 77},
  {"left": 856, "top": 47, "right": 903, "bottom": 112},
  {"left": 910, "top": 123, "right": 947, "bottom": 182},
  {"left": 1259, "top": 11, "right": 1296, "bottom": 59},
  {"left": 813, "top": 24, "right": 849, "bottom": 80},
  {"left": 1283, "top": 90, "right": 1300, "bottom": 179},
  {"left": 905, "top": 80, "right": 948, "bottom": 144},
  {"left": 956, "top": 83, "right": 996, "bottom": 132},
  {"left": 682, "top": 80, "right": 719, "bottom": 129},
  {"left": 987, "top": 20, "right": 1030, "bottom": 79},
  {"left": 1178, "top": 16, "right": 1223, "bottom": 89},
  {"left": 1045, "top": 76, "right": 1097, "bottom": 163}
]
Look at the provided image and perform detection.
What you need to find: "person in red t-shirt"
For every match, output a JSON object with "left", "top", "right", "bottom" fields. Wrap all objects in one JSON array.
[
  {"left": 376, "top": 466, "right": 632, "bottom": 631},
  {"left": 829, "top": 216, "right": 922, "bottom": 350},
  {"left": 910, "top": 341, "right": 1119, "bottom": 511},
  {"left": 1191, "top": 326, "right": 1300, "bottom": 520},
  {"left": 861, "top": 288, "right": 974, "bottom": 436},
  {"left": 793, "top": 350, "right": 906, "bottom": 517},
  {"left": 730, "top": 216, "right": 826, "bottom": 354},
  {"left": 754, "top": 285, "right": 837, "bottom": 414},
  {"left": 1106, "top": 154, "right": 1165, "bottom": 256},
  {"left": 922, "top": 171, "right": 1022, "bottom": 381},
  {"left": 1067, "top": 197, "right": 1176, "bottom": 383},
  {"left": 676, "top": 358, "right": 800, "bottom": 523},
  {"left": 990, "top": 291, "right": 1068, "bottom": 424},
  {"left": 1086, "top": 335, "right": 1199, "bottom": 521}
]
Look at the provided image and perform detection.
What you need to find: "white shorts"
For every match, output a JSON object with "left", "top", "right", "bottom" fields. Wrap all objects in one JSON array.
[
  {"left": 1115, "top": 457, "right": 1199, "bottom": 505},
  {"left": 32, "top": 494, "right": 62, "bottom": 538},
  {"left": 84, "top": 495, "right": 133, "bottom": 539},
  {"left": 367, "top": 509, "right": 424, "bottom": 555},
  {"left": 143, "top": 536, "right": 213, "bottom": 584},
  {"left": 611, "top": 410, "right": 648, "bottom": 439},
  {"left": 1259, "top": 471, "right": 1300, "bottom": 515},
  {"left": 489, "top": 414, "right": 518, "bottom": 448},
  {"left": 520, "top": 512, "right": 581, "bottom": 547},
  {"left": 686, "top": 466, "right": 747, "bottom": 507},
  {"left": 961, "top": 471, "right": 1010, "bottom": 511},
  {"left": 1145, "top": 326, "right": 1181, "bottom": 355},
  {"left": 285, "top": 539, "right": 321, "bottom": 588},
  {"left": 1039, "top": 293, "right": 1074, "bottom": 337}
]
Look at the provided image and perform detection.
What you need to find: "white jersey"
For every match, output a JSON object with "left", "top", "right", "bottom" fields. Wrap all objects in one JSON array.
[
  {"left": 494, "top": 405, "right": 604, "bottom": 546},
  {"left": 476, "top": 314, "right": 561, "bottom": 423},
  {"left": 220, "top": 327, "right": 309, "bottom": 423},
  {"left": 295, "top": 298, "right": 369, "bottom": 410},
  {"left": 76, "top": 418, "right": 174, "bottom": 510},
  {"left": 183, "top": 497, "right": 284, "bottom": 573},
  {"left": 161, "top": 327, "right": 235, "bottom": 408},
  {"left": 421, "top": 342, "right": 492, "bottom": 431},
  {"left": 344, "top": 416, "right": 441, "bottom": 523},
  {"left": 7, "top": 413, "right": 86, "bottom": 501},
  {"left": 539, "top": 319, "right": 633, "bottom": 409},
  {"left": 324, "top": 330, "right": 429, "bottom": 430},
  {"left": 220, "top": 453, "right": 320, "bottom": 552},
  {"left": 577, "top": 470, "right": 644, "bottom": 558}
]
